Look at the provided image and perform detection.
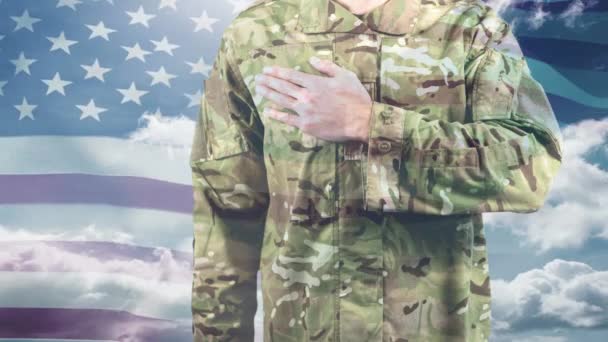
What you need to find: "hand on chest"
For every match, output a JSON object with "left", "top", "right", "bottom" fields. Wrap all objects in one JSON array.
[{"left": 241, "top": 31, "right": 468, "bottom": 135}]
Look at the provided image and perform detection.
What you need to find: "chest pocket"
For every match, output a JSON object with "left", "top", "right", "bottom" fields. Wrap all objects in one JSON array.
[{"left": 379, "top": 35, "right": 467, "bottom": 123}]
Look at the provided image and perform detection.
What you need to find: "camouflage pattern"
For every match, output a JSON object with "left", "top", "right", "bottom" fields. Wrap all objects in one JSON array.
[{"left": 189, "top": 0, "right": 563, "bottom": 341}]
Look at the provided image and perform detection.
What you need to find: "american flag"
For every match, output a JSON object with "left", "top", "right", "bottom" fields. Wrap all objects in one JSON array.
[
  {"left": 0, "top": 0, "right": 257, "bottom": 340},
  {"left": 0, "top": 0, "right": 605, "bottom": 341}
]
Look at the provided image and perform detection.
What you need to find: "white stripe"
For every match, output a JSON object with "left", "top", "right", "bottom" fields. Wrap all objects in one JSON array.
[
  {"left": 0, "top": 204, "right": 194, "bottom": 252},
  {"left": 0, "top": 271, "right": 192, "bottom": 322},
  {"left": 0, "top": 136, "right": 193, "bottom": 185}
]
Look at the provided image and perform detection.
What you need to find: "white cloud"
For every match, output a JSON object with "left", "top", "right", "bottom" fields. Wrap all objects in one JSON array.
[
  {"left": 486, "top": 0, "right": 598, "bottom": 31},
  {"left": 0, "top": 271, "right": 192, "bottom": 321},
  {"left": 0, "top": 241, "right": 190, "bottom": 283},
  {"left": 559, "top": 0, "right": 599, "bottom": 28},
  {"left": 491, "top": 259, "right": 608, "bottom": 332},
  {"left": 129, "top": 109, "right": 196, "bottom": 150},
  {"left": 492, "top": 333, "right": 569, "bottom": 342},
  {"left": 485, "top": 118, "right": 608, "bottom": 252},
  {"left": 0, "top": 135, "right": 193, "bottom": 184},
  {"left": 0, "top": 203, "right": 194, "bottom": 252}
]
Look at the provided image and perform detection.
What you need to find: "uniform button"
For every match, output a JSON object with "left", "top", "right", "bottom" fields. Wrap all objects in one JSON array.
[
  {"left": 325, "top": 182, "right": 334, "bottom": 196},
  {"left": 378, "top": 141, "right": 391, "bottom": 153}
]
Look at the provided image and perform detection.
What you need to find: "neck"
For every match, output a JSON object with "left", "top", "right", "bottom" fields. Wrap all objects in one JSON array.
[{"left": 332, "top": 0, "right": 391, "bottom": 15}]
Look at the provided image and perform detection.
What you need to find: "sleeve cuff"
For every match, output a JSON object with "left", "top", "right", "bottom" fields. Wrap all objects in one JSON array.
[{"left": 363, "top": 101, "right": 422, "bottom": 212}]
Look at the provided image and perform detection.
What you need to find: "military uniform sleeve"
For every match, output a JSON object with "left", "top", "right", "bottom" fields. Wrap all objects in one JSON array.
[
  {"left": 190, "top": 31, "right": 269, "bottom": 340},
  {"left": 363, "top": 7, "right": 563, "bottom": 215}
]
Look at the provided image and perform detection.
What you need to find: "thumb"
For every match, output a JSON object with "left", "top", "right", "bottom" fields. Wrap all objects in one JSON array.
[{"left": 309, "top": 56, "right": 340, "bottom": 77}]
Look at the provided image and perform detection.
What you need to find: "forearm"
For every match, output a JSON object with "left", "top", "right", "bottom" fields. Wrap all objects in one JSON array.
[{"left": 191, "top": 153, "right": 269, "bottom": 341}]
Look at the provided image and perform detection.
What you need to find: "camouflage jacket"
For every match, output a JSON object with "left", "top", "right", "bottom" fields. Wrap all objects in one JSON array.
[{"left": 189, "top": 0, "right": 564, "bottom": 341}]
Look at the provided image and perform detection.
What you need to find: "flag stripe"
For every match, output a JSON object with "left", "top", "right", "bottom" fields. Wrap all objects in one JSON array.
[
  {"left": 0, "top": 271, "right": 191, "bottom": 321},
  {"left": 0, "top": 174, "right": 192, "bottom": 213},
  {"left": 0, "top": 240, "right": 192, "bottom": 283},
  {"left": 0, "top": 307, "right": 191, "bottom": 341},
  {"left": 0, "top": 136, "right": 193, "bottom": 185},
  {"left": 0, "top": 204, "right": 193, "bottom": 252}
]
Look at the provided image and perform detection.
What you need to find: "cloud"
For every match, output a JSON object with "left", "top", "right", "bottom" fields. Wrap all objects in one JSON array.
[
  {"left": 129, "top": 109, "right": 196, "bottom": 149},
  {"left": 486, "top": 0, "right": 598, "bottom": 31},
  {"left": 0, "top": 271, "right": 192, "bottom": 321},
  {"left": 559, "top": 0, "right": 599, "bottom": 28},
  {"left": 0, "top": 240, "right": 191, "bottom": 283},
  {"left": 490, "top": 259, "right": 608, "bottom": 333},
  {"left": 0, "top": 203, "right": 194, "bottom": 251},
  {"left": 484, "top": 118, "right": 608, "bottom": 252},
  {"left": 0, "top": 135, "right": 193, "bottom": 185},
  {"left": 492, "top": 333, "right": 569, "bottom": 342}
]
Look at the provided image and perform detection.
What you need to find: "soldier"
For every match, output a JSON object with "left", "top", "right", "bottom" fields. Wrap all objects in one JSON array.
[{"left": 189, "top": 0, "right": 563, "bottom": 341}]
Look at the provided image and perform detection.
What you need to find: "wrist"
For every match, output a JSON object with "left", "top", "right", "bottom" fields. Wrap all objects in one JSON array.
[{"left": 357, "top": 102, "right": 373, "bottom": 143}]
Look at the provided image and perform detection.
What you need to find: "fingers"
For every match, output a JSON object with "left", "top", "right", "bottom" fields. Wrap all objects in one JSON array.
[
  {"left": 255, "top": 73, "right": 304, "bottom": 101},
  {"left": 262, "top": 107, "right": 301, "bottom": 128},
  {"left": 309, "top": 56, "right": 340, "bottom": 77},
  {"left": 256, "top": 83, "right": 297, "bottom": 109},
  {"left": 262, "top": 65, "right": 322, "bottom": 88}
]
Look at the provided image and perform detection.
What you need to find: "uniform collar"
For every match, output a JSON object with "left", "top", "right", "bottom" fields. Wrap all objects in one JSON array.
[{"left": 296, "top": 0, "right": 421, "bottom": 35}]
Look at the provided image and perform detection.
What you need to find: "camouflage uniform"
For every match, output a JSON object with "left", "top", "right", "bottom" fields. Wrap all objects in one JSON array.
[{"left": 189, "top": 0, "right": 563, "bottom": 341}]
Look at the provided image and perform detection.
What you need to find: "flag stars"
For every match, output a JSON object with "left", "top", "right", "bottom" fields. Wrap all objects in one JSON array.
[
  {"left": 187, "top": 57, "right": 212, "bottom": 77},
  {"left": 10, "top": 52, "right": 37, "bottom": 76},
  {"left": 0, "top": 81, "right": 7, "bottom": 96},
  {"left": 11, "top": 9, "right": 42, "bottom": 32},
  {"left": 14, "top": 97, "right": 37, "bottom": 120},
  {"left": 126, "top": 5, "right": 156, "bottom": 28},
  {"left": 122, "top": 42, "right": 151, "bottom": 62},
  {"left": 150, "top": 36, "right": 179, "bottom": 56},
  {"left": 159, "top": 0, "right": 178, "bottom": 10},
  {"left": 47, "top": 31, "right": 78, "bottom": 54},
  {"left": 117, "top": 82, "right": 148, "bottom": 105},
  {"left": 57, "top": 0, "right": 82, "bottom": 10},
  {"left": 42, "top": 72, "right": 72, "bottom": 95},
  {"left": 76, "top": 99, "right": 107, "bottom": 121},
  {"left": 86, "top": 21, "right": 117, "bottom": 41},
  {"left": 147, "top": 66, "right": 177, "bottom": 87},
  {"left": 81, "top": 58, "right": 111, "bottom": 82},
  {"left": 185, "top": 90, "right": 202, "bottom": 108},
  {"left": 190, "top": 10, "right": 219, "bottom": 32}
]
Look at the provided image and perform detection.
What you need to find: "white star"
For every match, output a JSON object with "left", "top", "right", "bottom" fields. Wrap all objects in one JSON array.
[
  {"left": 185, "top": 89, "right": 202, "bottom": 108},
  {"left": 122, "top": 42, "right": 151, "bottom": 62},
  {"left": 230, "top": 0, "right": 254, "bottom": 14},
  {"left": 76, "top": 99, "right": 107, "bottom": 121},
  {"left": 186, "top": 57, "right": 212, "bottom": 77},
  {"left": 190, "top": 10, "right": 219, "bottom": 32},
  {"left": 14, "top": 97, "right": 37, "bottom": 120},
  {"left": 117, "top": 82, "right": 148, "bottom": 105},
  {"left": 146, "top": 66, "right": 177, "bottom": 87},
  {"left": 150, "top": 36, "right": 179, "bottom": 56},
  {"left": 92, "top": 0, "right": 114, "bottom": 4},
  {"left": 81, "top": 58, "right": 112, "bottom": 82},
  {"left": 11, "top": 9, "right": 42, "bottom": 32},
  {"left": 42, "top": 72, "right": 72, "bottom": 95},
  {"left": 47, "top": 31, "right": 78, "bottom": 54},
  {"left": 86, "top": 21, "right": 116, "bottom": 40},
  {"left": 57, "top": 0, "right": 82, "bottom": 10},
  {"left": 159, "top": 0, "right": 178, "bottom": 10},
  {"left": 126, "top": 5, "right": 156, "bottom": 28},
  {"left": 10, "top": 52, "right": 37, "bottom": 75},
  {"left": 0, "top": 81, "right": 7, "bottom": 96}
]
